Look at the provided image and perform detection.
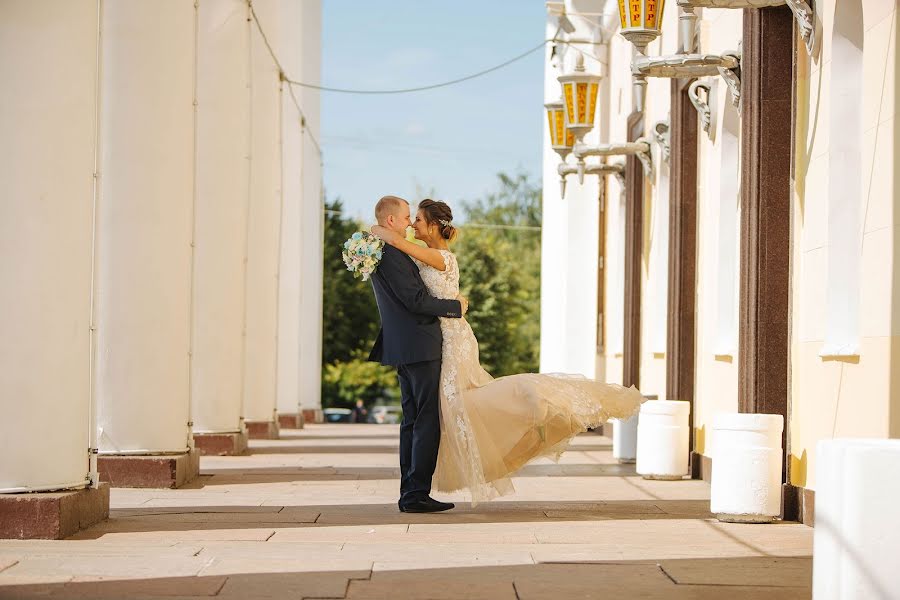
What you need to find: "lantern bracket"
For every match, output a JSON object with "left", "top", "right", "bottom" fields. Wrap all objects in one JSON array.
[
  {"left": 653, "top": 120, "right": 671, "bottom": 163},
  {"left": 632, "top": 51, "right": 741, "bottom": 108},
  {"left": 573, "top": 139, "right": 653, "bottom": 183},
  {"left": 689, "top": 80, "right": 713, "bottom": 135},
  {"left": 676, "top": 0, "right": 815, "bottom": 55},
  {"left": 558, "top": 161, "right": 625, "bottom": 199}
]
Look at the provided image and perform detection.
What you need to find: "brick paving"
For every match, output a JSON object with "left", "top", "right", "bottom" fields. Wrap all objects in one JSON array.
[{"left": 0, "top": 424, "right": 813, "bottom": 599}]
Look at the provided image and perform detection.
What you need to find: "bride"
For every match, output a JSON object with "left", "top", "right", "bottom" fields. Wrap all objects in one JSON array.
[{"left": 372, "top": 199, "right": 643, "bottom": 504}]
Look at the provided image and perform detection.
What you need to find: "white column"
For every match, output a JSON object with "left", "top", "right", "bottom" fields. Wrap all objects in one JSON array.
[
  {"left": 192, "top": 0, "right": 251, "bottom": 435},
  {"left": 0, "top": 0, "right": 97, "bottom": 492},
  {"left": 275, "top": 0, "right": 304, "bottom": 423},
  {"left": 540, "top": 8, "right": 601, "bottom": 378},
  {"left": 297, "top": 0, "right": 324, "bottom": 422},
  {"left": 95, "top": 0, "right": 196, "bottom": 455},
  {"left": 243, "top": 0, "right": 282, "bottom": 430}
]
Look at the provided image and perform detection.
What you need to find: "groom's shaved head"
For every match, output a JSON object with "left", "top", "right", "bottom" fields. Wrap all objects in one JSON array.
[{"left": 375, "top": 195, "right": 409, "bottom": 225}]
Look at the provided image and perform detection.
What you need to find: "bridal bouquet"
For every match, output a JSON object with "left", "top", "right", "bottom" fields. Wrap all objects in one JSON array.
[{"left": 342, "top": 231, "right": 385, "bottom": 281}]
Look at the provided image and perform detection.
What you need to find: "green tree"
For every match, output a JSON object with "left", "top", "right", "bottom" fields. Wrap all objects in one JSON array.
[
  {"left": 321, "top": 199, "right": 397, "bottom": 409},
  {"left": 454, "top": 172, "right": 542, "bottom": 376}
]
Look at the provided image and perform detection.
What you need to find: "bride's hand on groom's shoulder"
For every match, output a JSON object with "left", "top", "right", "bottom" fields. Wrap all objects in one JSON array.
[{"left": 370, "top": 224, "right": 398, "bottom": 244}]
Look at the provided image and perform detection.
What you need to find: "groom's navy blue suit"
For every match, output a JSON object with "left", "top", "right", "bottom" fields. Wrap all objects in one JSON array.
[{"left": 369, "top": 245, "right": 462, "bottom": 505}]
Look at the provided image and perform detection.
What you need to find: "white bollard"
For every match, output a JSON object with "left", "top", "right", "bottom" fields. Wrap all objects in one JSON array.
[
  {"left": 614, "top": 394, "right": 652, "bottom": 464},
  {"left": 813, "top": 439, "right": 900, "bottom": 600},
  {"left": 613, "top": 413, "right": 640, "bottom": 464},
  {"left": 710, "top": 413, "right": 784, "bottom": 523},
  {"left": 636, "top": 400, "right": 691, "bottom": 480}
]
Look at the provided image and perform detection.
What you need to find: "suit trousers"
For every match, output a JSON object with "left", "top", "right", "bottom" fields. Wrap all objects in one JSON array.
[{"left": 396, "top": 359, "right": 442, "bottom": 504}]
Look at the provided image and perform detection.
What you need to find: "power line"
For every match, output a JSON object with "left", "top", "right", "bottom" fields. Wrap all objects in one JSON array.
[
  {"left": 285, "top": 40, "right": 550, "bottom": 95},
  {"left": 247, "top": 2, "right": 323, "bottom": 158},
  {"left": 323, "top": 208, "right": 540, "bottom": 232}
]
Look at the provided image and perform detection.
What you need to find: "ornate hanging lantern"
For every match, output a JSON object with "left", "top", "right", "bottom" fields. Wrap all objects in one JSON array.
[
  {"left": 617, "top": 0, "right": 666, "bottom": 50},
  {"left": 545, "top": 99, "right": 575, "bottom": 160},
  {"left": 556, "top": 53, "right": 601, "bottom": 142}
]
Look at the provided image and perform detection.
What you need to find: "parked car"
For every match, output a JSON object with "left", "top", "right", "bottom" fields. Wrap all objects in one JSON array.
[
  {"left": 368, "top": 405, "right": 402, "bottom": 424},
  {"left": 322, "top": 408, "right": 352, "bottom": 423}
]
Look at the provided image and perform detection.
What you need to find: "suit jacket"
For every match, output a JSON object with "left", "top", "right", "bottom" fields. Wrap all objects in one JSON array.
[{"left": 368, "top": 245, "right": 462, "bottom": 367}]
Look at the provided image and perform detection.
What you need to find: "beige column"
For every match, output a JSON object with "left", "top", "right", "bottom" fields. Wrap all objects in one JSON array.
[
  {"left": 191, "top": 0, "right": 252, "bottom": 455},
  {"left": 274, "top": 0, "right": 304, "bottom": 430},
  {"left": 94, "top": 0, "right": 199, "bottom": 487},
  {"left": 0, "top": 0, "right": 109, "bottom": 538},
  {"left": 297, "top": 0, "right": 325, "bottom": 424},
  {"left": 243, "top": 0, "right": 283, "bottom": 439}
]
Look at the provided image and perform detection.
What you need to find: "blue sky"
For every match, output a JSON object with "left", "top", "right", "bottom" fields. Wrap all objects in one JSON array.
[{"left": 321, "top": 1, "right": 547, "bottom": 223}]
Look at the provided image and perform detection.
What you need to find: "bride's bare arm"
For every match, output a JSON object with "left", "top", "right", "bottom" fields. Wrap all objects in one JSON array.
[{"left": 370, "top": 225, "right": 447, "bottom": 271}]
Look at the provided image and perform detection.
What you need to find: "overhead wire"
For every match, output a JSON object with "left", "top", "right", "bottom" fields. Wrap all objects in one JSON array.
[{"left": 247, "top": 1, "right": 323, "bottom": 158}]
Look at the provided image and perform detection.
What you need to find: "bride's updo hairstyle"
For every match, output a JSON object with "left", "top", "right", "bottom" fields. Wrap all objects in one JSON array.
[{"left": 418, "top": 199, "right": 458, "bottom": 242}]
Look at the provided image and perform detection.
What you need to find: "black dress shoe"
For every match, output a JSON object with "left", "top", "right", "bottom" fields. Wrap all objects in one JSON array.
[{"left": 399, "top": 496, "right": 455, "bottom": 513}]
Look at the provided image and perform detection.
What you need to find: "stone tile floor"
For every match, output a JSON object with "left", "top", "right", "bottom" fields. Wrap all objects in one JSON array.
[{"left": 0, "top": 424, "right": 813, "bottom": 599}]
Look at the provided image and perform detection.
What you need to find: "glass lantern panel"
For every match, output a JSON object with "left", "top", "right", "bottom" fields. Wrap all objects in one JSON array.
[
  {"left": 618, "top": 0, "right": 627, "bottom": 29},
  {"left": 563, "top": 83, "right": 576, "bottom": 125},
  {"left": 576, "top": 83, "right": 588, "bottom": 124},
  {"left": 547, "top": 111, "right": 556, "bottom": 144},
  {"left": 565, "top": 129, "right": 575, "bottom": 148},
  {"left": 629, "top": 0, "right": 642, "bottom": 28},
  {"left": 646, "top": 0, "right": 658, "bottom": 28},
  {"left": 555, "top": 110, "right": 566, "bottom": 146},
  {"left": 588, "top": 83, "right": 599, "bottom": 124}
]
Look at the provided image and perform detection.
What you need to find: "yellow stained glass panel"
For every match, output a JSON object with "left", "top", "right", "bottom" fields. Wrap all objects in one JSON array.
[
  {"left": 629, "top": 0, "right": 642, "bottom": 28},
  {"left": 555, "top": 110, "right": 566, "bottom": 146},
  {"left": 565, "top": 129, "right": 575, "bottom": 147},
  {"left": 645, "top": 0, "right": 657, "bottom": 28},
  {"left": 563, "top": 83, "right": 576, "bottom": 125},
  {"left": 588, "top": 83, "right": 599, "bottom": 124},
  {"left": 576, "top": 83, "right": 588, "bottom": 124},
  {"left": 547, "top": 111, "right": 555, "bottom": 143},
  {"left": 618, "top": 0, "right": 627, "bottom": 29}
]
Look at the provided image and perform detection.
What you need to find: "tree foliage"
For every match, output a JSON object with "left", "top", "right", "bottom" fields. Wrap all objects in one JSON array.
[
  {"left": 454, "top": 172, "right": 542, "bottom": 376},
  {"left": 320, "top": 173, "right": 543, "bottom": 408}
]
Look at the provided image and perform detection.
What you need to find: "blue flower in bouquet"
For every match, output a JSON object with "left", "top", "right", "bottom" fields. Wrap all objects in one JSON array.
[{"left": 341, "top": 231, "right": 386, "bottom": 282}]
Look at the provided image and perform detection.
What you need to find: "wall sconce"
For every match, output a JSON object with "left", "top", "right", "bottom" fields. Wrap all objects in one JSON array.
[
  {"left": 545, "top": 99, "right": 575, "bottom": 160},
  {"left": 557, "top": 52, "right": 602, "bottom": 143},
  {"left": 616, "top": 0, "right": 742, "bottom": 111},
  {"left": 558, "top": 161, "right": 625, "bottom": 198},
  {"left": 677, "top": 0, "right": 814, "bottom": 54}
]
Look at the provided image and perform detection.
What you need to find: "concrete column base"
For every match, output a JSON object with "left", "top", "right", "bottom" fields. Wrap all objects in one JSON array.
[
  {"left": 0, "top": 483, "right": 110, "bottom": 539},
  {"left": 97, "top": 450, "right": 199, "bottom": 488},
  {"left": 302, "top": 408, "right": 324, "bottom": 424},
  {"left": 278, "top": 412, "right": 305, "bottom": 430},
  {"left": 245, "top": 419, "right": 280, "bottom": 439},
  {"left": 193, "top": 431, "right": 248, "bottom": 456}
]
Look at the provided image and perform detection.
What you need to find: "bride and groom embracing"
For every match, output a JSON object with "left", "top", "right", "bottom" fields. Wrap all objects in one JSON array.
[{"left": 366, "top": 195, "right": 643, "bottom": 514}]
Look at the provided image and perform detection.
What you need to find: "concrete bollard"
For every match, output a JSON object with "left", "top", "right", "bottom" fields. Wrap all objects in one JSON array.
[
  {"left": 636, "top": 400, "right": 691, "bottom": 480},
  {"left": 710, "top": 413, "right": 784, "bottom": 523},
  {"left": 813, "top": 439, "right": 900, "bottom": 600}
]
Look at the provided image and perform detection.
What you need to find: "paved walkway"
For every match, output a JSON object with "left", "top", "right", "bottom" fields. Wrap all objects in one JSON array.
[{"left": 0, "top": 424, "right": 813, "bottom": 599}]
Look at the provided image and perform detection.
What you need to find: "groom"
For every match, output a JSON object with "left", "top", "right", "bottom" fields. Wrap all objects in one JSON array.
[{"left": 368, "top": 195, "right": 467, "bottom": 513}]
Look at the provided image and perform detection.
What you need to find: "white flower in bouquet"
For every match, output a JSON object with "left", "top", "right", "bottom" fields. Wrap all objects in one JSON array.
[{"left": 342, "top": 231, "right": 385, "bottom": 281}]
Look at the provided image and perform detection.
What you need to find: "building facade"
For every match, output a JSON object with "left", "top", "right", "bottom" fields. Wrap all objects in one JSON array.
[
  {"left": 542, "top": 0, "right": 899, "bottom": 522},
  {"left": 0, "top": 0, "right": 323, "bottom": 538}
]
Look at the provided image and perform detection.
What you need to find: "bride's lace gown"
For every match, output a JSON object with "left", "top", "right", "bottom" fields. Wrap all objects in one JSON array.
[{"left": 415, "top": 249, "right": 643, "bottom": 504}]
